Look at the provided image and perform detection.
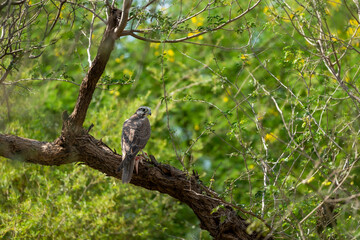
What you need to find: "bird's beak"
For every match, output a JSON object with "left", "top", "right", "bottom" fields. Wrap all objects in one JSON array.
[{"left": 148, "top": 112, "right": 152, "bottom": 116}]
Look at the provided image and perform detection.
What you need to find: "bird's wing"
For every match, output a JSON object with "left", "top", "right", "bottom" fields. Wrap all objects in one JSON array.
[
  {"left": 120, "top": 116, "right": 151, "bottom": 183},
  {"left": 121, "top": 116, "right": 151, "bottom": 157},
  {"left": 137, "top": 117, "right": 151, "bottom": 149}
]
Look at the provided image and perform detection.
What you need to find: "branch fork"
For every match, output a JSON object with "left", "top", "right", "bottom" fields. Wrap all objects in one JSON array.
[{"left": 0, "top": 1, "right": 273, "bottom": 238}]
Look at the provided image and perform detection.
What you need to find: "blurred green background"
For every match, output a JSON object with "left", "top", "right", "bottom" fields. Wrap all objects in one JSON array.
[{"left": 1, "top": 0, "right": 360, "bottom": 239}]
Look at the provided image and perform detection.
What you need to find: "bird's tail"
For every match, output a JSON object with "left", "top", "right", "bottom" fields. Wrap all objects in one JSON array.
[{"left": 118, "top": 154, "right": 135, "bottom": 183}]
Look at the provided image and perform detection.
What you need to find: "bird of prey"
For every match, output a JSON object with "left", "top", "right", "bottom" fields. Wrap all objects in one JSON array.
[{"left": 118, "top": 106, "right": 151, "bottom": 183}]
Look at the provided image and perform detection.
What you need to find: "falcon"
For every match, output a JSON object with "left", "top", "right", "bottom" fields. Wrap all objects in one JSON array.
[{"left": 118, "top": 106, "right": 151, "bottom": 183}]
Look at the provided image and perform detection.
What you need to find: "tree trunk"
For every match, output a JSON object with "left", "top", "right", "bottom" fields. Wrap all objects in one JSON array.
[{"left": 0, "top": 3, "right": 272, "bottom": 239}]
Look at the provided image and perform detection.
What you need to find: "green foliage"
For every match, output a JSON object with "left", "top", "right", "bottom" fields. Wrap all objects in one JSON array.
[
  {"left": 0, "top": 158, "right": 201, "bottom": 239},
  {"left": 1, "top": 0, "right": 360, "bottom": 239}
]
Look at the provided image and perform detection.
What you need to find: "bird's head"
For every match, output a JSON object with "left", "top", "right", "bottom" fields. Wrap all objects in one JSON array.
[{"left": 135, "top": 106, "right": 152, "bottom": 118}]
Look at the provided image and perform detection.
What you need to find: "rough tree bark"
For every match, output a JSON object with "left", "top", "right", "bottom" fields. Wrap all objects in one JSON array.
[
  {"left": 0, "top": 2, "right": 272, "bottom": 240},
  {"left": 0, "top": 133, "right": 271, "bottom": 240}
]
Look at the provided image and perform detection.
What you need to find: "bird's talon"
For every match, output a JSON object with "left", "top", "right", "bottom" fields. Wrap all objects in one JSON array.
[
  {"left": 141, "top": 151, "right": 150, "bottom": 161},
  {"left": 134, "top": 155, "right": 145, "bottom": 174}
]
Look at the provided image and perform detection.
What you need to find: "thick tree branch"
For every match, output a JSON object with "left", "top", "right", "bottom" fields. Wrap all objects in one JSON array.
[
  {"left": 68, "top": 33, "right": 115, "bottom": 127},
  {"left": 114, "top": 0, "right": 133, "bottom": 38},
  {"left": 0, "top": 134, "right": 78, "bottom": 165},
  {"left": 68, "top": 7, "right": 124, "bottom": 128},
  {"left": 0, "top": 1, "right": 274, "bottom": 238},
  {"left": 0, "top": 133, "right": 272, "bottom": 240}
]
